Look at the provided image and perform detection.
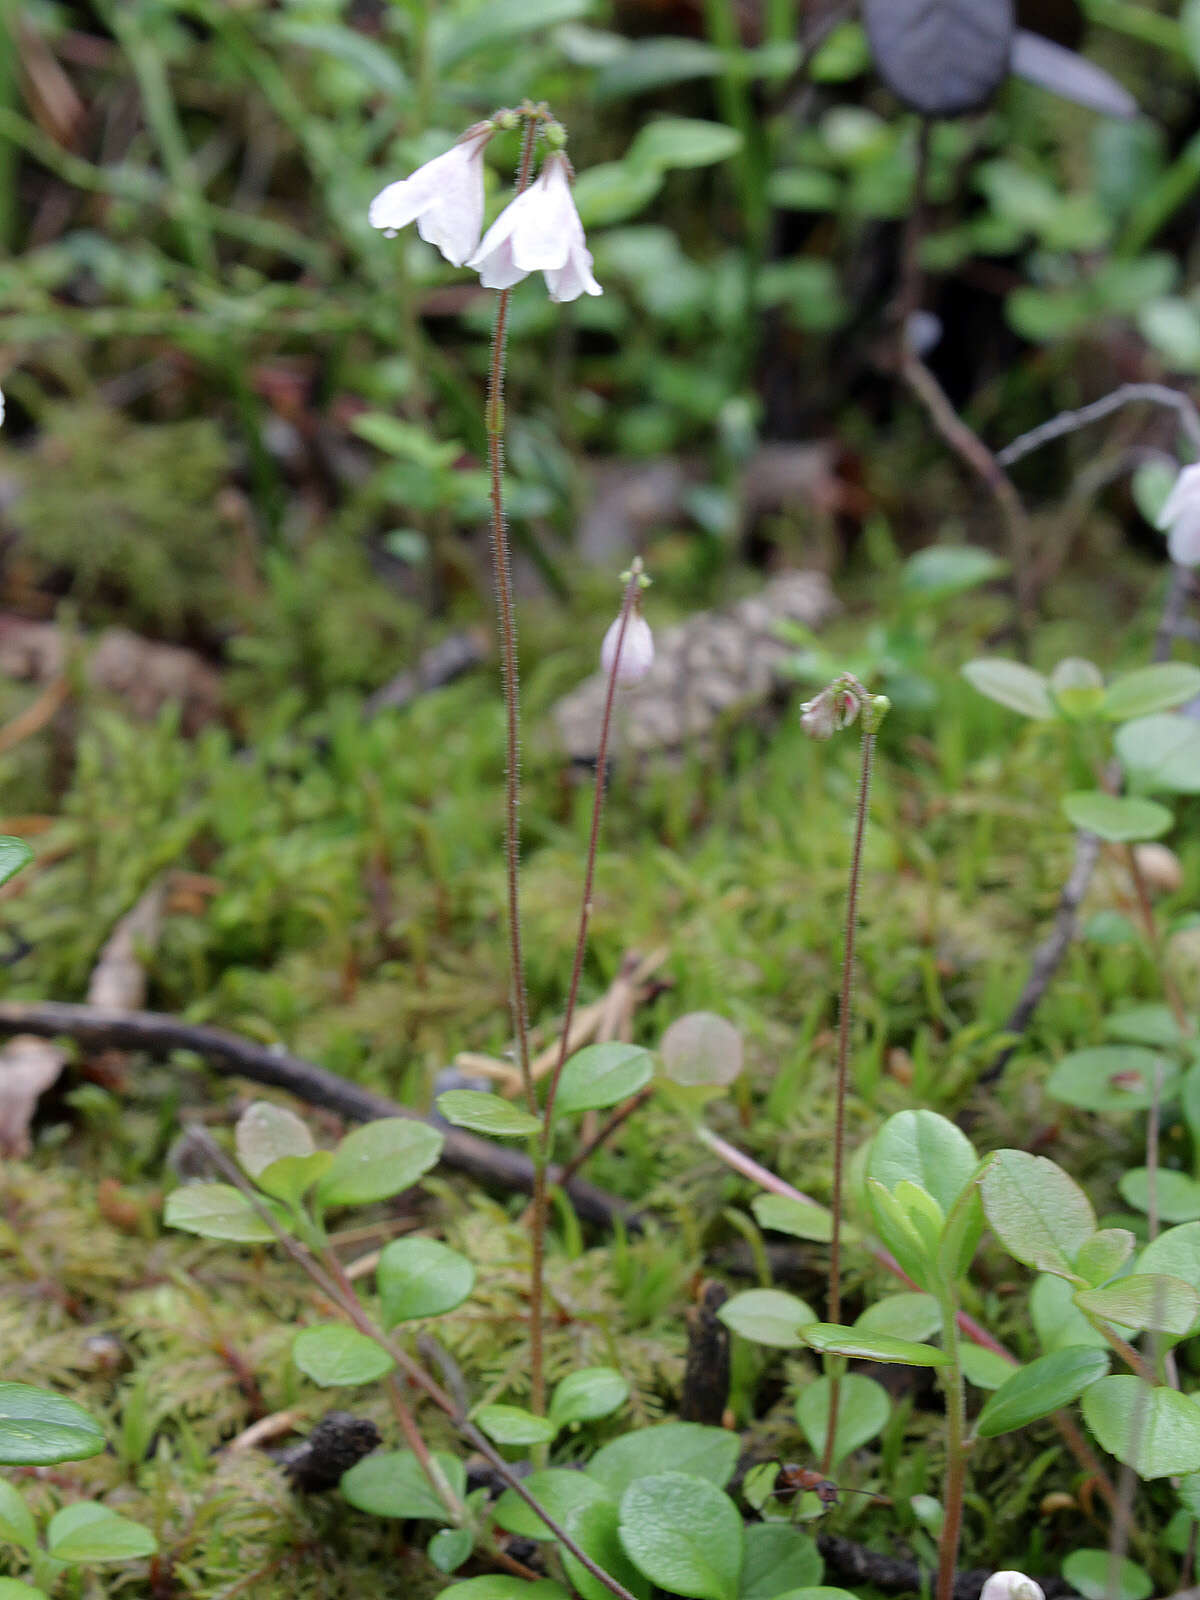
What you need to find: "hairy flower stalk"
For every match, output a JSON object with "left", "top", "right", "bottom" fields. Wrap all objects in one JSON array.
[{"left": 799, "top": 676, "right": 889, "bottom": 1475}]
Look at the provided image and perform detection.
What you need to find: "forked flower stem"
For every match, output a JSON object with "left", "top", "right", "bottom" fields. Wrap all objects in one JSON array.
[
  {"left": 822, "top": 723, "right": 875, "bottom": 1475},
  {"left": 485, "top": 114, "right": 541, "bottom": 1116},
  {"left": 529, "top": 566, "right": 642, "bottom": 1416}
]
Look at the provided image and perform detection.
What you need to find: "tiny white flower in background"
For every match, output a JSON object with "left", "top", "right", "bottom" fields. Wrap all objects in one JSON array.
[
  {"left": 979, "top": 1572, "right": 1045, "bottom": 1600},
  {"left": 368, "top": 122, "right": 492, "bottom": 269},
  {"left": 1156, "top": 462, "right": 1200, "bottom": 566},
  {"left": 467, "top": 152, "right": 601, "bottom": 303},
  {"left": 601, "top": 612, "right": 654, "bottom": 687}
]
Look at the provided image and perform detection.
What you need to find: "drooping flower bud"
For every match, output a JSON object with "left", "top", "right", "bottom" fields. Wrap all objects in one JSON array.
[
  {"left": 800, "top": 684, "right": 859, "bottom": 740},
  {"left": 601, "top": 613, "right": 654, "bottom": 687},
  {"left": 369, "top": 122, "right": 493, "bottom": 268},
  {"left": 1156, "top": 462, "right": 1200, "bottom": 567},
  {"left": 979, "top": 1572, "right": 1045, "bottom": 1600}
]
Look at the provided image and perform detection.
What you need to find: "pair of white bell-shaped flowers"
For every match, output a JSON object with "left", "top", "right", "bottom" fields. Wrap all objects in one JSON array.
[{"left": 369, "top": 124, "right": 601, "bottom": 303}]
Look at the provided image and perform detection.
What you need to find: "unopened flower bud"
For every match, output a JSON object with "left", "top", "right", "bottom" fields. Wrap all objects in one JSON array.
[
  {"left": 494, "top": 108, "right": 518, "bottom": 131},
  {"left": 800, "top": 685, "right": 859, "bottom": 740},
  {"left": 601, "top": 613, "right": 654, "bottom": 687},
  {"left": 544, "top": 120, "right": 568, "bottom": 150},
  {"left": 980, "top": 1572, "right": 1045, "bottom": 1600}
]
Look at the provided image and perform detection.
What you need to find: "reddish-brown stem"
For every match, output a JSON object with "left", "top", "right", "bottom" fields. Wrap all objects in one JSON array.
[
  {"left": 485, "top": 114, "right": 541, "bottom": 1114},
  {"left": 530, "top": 566, "right": 642, "bottom": 1414},
  {"left": 822, "top": 725, "right": 875, "bottom": 1475}
]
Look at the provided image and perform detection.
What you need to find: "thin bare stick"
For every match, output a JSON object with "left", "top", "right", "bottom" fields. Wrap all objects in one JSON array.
[
  {"left": 900, "top": 349, "right": 1036, "bottom": 625},
  {"left": 185, "top": 1127, "right": 639, "bottom": 1600},
  {"left": 998, "top": 382, "right": 1200, "bottom": 466}
]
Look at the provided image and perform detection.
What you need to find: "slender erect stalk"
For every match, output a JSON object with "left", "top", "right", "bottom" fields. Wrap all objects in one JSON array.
[
  {"left": 934, "top": 1289, "right": 968, "bottom": 1600},
  {"left": 822, "top": 715, "right": 876, "bottom": 1475},
  {"left": 485, "top": 114, "right": 541, "bottom": 1114},
  {"left": 529, "top": 565, "right": 642, "bottom": 1415}
]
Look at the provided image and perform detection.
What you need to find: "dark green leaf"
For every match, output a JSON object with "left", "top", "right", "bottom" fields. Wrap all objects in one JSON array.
[
  {"left": 976, "top": 1347, "right": 1110, "bottom": 1437},
  {"left": 340, "top": 1449, "right": 466, "bottom": 1522},
  {"left": 588, "top": 1423, "right": 738, "bottom": 1498},
  {"left": 617, "top": 1473, "right": 743, "bottom": 1600},
  {"left": 740, "top": 1522, "right": 823, "bottom": 1600},
  {"left": 0, "top": 1384, "right": 106, "bottom": 1466},
  {"left": 0, "top": 837, "right": 33, "bottom": 888},
  {"left": 800, "top": 1323, "right": 949, "bottom": 1366}
]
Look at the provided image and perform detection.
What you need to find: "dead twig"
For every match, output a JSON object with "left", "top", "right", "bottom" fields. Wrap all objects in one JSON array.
[
  {"left": 0, "top": 998, "right": 632, "bottom": 1228},
  {"left": 997, "top": 381, "right": 1200, "bottom": 466}
]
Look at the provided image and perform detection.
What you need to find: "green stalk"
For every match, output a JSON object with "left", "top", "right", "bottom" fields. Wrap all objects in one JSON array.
[{"left": 935, "top": 1287, "right": 968, "bottom": 1600}]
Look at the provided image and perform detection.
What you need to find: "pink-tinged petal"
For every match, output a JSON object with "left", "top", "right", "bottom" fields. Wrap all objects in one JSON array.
[
  {"left": 510, "top": 161, "right": 575, "bottom": 273},
  {"left": 1169, "top": 511, "right": 1200, "bottom": 566},
  {"left": 369, "top": 177, "right": 430, "bottom": 234},
  {"left": 545, "top": 241, "right": 602, "bottom": 302},
  {"left": 472, "top": 234, "right": 527, "bottom": 290},
  {"left": 1157, "top": 463, "right": 1200, "bottom": 531},
  {"left": 601, "top": 614, "right": 655, "bottom": 686}
]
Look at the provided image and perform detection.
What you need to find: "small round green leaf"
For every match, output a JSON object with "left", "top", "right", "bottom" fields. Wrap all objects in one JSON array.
[
  {"left": 1074, "top": 1229, "right": 1136, "bottom": 1286},
  {"left": 475, "top": 1405, "right": 558, "bottom": 1447},
  {"left": 293, "top": 1324, "right": 394, "bottom": 1387},
  {"left": 428, "top": 1526, "right": 473, "bottom": 1574},
  {"left": 629, "top": 118, "right": 743, "bottom": 172},
  {"left": 617, "top": 1472, "right": 743, "bottom": 1600},
  {"left": 980, "top": 1151, "right": 1096, "bottom": 1279},
  {"left": 0, "top": 1383, "right": 106, "bottom": 1465},
  {"left": 660, "top": 1012, "right": 743, "bottom": 1089},
  {"left": 377, "top": 1237, "right": 475, "bottom": 1327},
  {"left": 1061, "top": 791, "right": 1172, "bottom": 843},
  {"left": 1047, "top": 1046, "right": 1175, "bottom": 1114},
  {"left": 235, "top": 1101, "right": 313, "bottom": 1180},
  {"left": 46, "top": 1501, "right": 157, "bottom": 1563},
  {"left": 1075, "top": 1274, "right": 1200, "bottom": 1335},
  {"left": 1082, "top": 1376, "right": 1200, "bottom": 1477},
  {"left": 587, "top": 1422, "right": 738, "bottom": 1498},
  {"left": 800, "top": 1323, "right": 949, "bottom": 1366},
  {"left": 256, "top": 1151, "right": 333, "bottom": 1207},
  {"left": 494, "top": 1469, "right": 611, "bottom": 1540},
  {"left": 796, "top": 1374, "right": 889, "bottom": 1470},
  {"left": 1101, "top": 663, "right": 1200, "bottom": 721},
  {"left": 854, "top": 1294, "right": 942, "bottom": 1343},
  {"left": 1116, "top": 713, "right": 1200, "bottom": 794},
  {"left": 555, "top": 1044, "right": 654, "bottom": 1116},
  {"left": 959, "top": 1344, "right": 1015, "bottom": 1390},
  {"left": 740, "top": 1522, "right": 823, "bottom": 1600},
  {"left": 976, "top": 1347, "right": 1110, "bottom": 1438},
  {"left": 902, "top": 546, "right": 1007, "bottom": 599},
  {"left": 340, "top": 1449, "right": 466, "bottom": 1521},
  {"left": 0, "top": 1582, "right": 49, "bottom": 1599},
  {"left": 1031, "top": 1274, "right": 1108, "bottom": 1355},
  {"left": 164, "top": 1182, "right": 278, "bottom": 1243},
  {"left": 0, "top": 1478, "right": 37, "bottom": 1550},
  {"left": 1120, "top": 1168, "right": 1200, "bottom": 1222},
  {"left": 1104, "top": 1004, "right": 1183, "bottom": 1047},
  {"left": 550, "top": 1367, "right": 629, "bottom": 1428},
  {"left": 435, "top": 1091, "right": 541, "bottom": 1138},
  {"left": 961, "top": 659, "right": 1056, "bottom": 719},
  {"left": 751, "top": 1193, "right": 834, "bottom": 1243},
  {"left": 1138, "top": 1224, "right": 1200, "bottom": 1332},
  {"left": 0, "top": 837, "right": 33, "bottom": 888},
  {"left": 316, "top": 1118, "right": 442, "bottom": 1207},
  {"left": 561, "top": 1500, "right": 652, "bottom": 1600},
  {"left": 1062, "top": 1549, "right": 1152, "bottom": 1600},
  {"left": 867, "top": 1110, "right": 978, "bottom": 1215},
  {"left": 717, "top": 1289, "right": 817, "bottom": 1349}
]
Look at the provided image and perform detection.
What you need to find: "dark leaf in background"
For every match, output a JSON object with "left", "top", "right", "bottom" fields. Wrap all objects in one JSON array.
[
  {"left": 1009, "top": 30, "right": 1137, "bottom": 118},
  {"left": 864, "top": 0, "right": 1015, "bottom": 116}
]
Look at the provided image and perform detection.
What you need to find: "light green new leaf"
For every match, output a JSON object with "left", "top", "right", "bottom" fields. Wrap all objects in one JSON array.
[
  {"left": 1101, "top": 662, "right": 1200, "bottom": 721},
  {"left": 377, "top": 1237, "right": 475, "bottom": 1327},
  {"left": 800, "top": 1323, "right": 949, "bottom": 1367},
  {"left": 164, "top": 1183, "right": 279, "bottom": 1243},
  {"left": 0, "top": 1383, "right": 105, "bottom": 1466},
  {"left": 867, "top": 1110, "right": 977, "bottom": 1214},
  {"left": 293, "top": 1324, "right": 394, "bottom": 1387},
  {"left": 617, "top": 1473, "right": 743, "bottom": 1600},
  {"left": 435, "top": 1091, "right": 541, "bottom": 1138},
  {"left": 475, "top": 1405, "right": 558, "bottom": 1447},
  {"left": 555, "top": 1044, "right": 654, "bottom": 1116},
  {"left": 550, "top": 1368, "right": 629, "bottom": 1428},
  {"left": 1075, "top": 1274, "right": 1200, "bottom": 1335},
  {"left": 316, "top": 1119, "right": 442, "bottom": 1207},
  {"left": 46, "top": 1501, "right": 156, "bottom": 1563},
  {"left": 980, "top": 1151, "right": 1095, "bottom": 1279},
  {"left": 717, "top": 1289, "right": 817, "bottom": 1348},
  {"left": 1061, "top": 791, "right": 1172, "bottom": 843},
  {"left": 961, "top": 659, "right": 1056, "bottom": 719},
  {"left": 1082, "top": 1377, "right": 1200, "bottom": 1477},
  {"left": 975, "top": 1347, "right": 1110, "bottom": 1438}
]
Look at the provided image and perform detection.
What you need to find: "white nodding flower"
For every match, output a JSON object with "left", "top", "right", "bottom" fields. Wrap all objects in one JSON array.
[
  {"left": 601, "top": 612, "right": 654, "bottom": 687},
  {"left": 368, "top": 123, "right": 492, "bottom": 269},
  {"left": 1156, "top": 462, "right": 1200, "bottom": 567},
  {"left": 980, "top": 1573, "right": 1045, "bottom": 1600},
  {"left": 0, "top": 389, "right": 5, "bottom": 428},
  {"left": 467, "top": 153, "right": 601, "bottom": 303}
]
